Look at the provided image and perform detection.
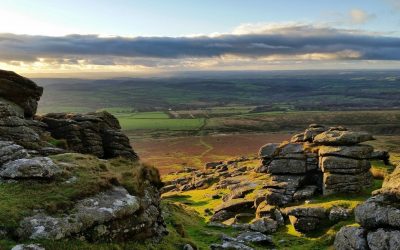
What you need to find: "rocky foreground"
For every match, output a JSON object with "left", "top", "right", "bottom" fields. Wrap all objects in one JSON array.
[
  {"left": 162, "top": 124, "right": 392, "bottom": 249},
  {"left": 0, "top": 70, "right": 165, "bottom": 249},
  {"left": 334, "top": 163, "right": 400, "bottom": 249}
]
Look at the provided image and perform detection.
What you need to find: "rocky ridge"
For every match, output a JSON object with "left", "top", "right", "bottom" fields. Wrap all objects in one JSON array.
[{"left": 0, "top": 70, "right": 165, "bottom": 249}]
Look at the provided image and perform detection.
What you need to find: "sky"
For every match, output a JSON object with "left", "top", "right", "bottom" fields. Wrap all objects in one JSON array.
[{"left": 0, "top": 0, "right": 400, "bottom": 77}]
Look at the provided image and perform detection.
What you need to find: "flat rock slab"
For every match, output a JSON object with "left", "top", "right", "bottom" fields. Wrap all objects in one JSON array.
[
  {"left": 318, "top": 145, "right": 373, "bottom": 159},
  {"left": 0, "top": 157, "right": 60, "bottom": 179},
  {"left": 17, "top": 186, "right": 140, "bottom": 240},
  {"left": 320, "top": 156, "right": 371, "bottom": 174},
  {"left": 314, "top": 130, "right": 374, "bottom": 146},
  {"left": 236, "top": 231, "right": 273, "bottom": 243},
  {"left": 267, "top": 159, "right": 307, "bottom": 174}
]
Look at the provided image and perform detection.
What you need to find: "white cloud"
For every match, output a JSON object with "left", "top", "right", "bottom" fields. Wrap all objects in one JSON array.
[{"left": 349, "top": 9, "right": 375, "bottom": 24}]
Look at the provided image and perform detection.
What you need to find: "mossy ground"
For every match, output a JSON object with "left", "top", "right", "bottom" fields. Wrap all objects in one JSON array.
[{"left": 0, "top": 153, "right": 161, "bottom": 250}]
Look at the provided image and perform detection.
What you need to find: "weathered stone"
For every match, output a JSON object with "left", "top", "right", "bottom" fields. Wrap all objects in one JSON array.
[
  {"left": 255, "top": 201, "right": 276, "bottom": 219},
  {"left": 355, "top": 195, "right": 400, "bottom": 229},
  {"left": 0, "top": 157, "right": 60, "bottom": 179},
  {"left": 0, "top": 141, "right": 29, "bottom": 165},
  {"left": 367, "top": 228, "right": 400, "bottom": 250},
  {"left": 211, "top": 210, "right": 235, "bottom": 222},
  {"left": 284, "top": 206, "right": 326, "bottom": 219},
  {"left": 264, "top": 175, "right": 307, "bottom": 206},
  {"left": 205, "top": 161, "right": 224, "bottom": 169},
  {"left": 313, "top": 130, "right": 374, "bottom": 146},
  {"left": 223, "top": 184, "right": 256, "bottom": 201},
  {"left": 279, "top": 143, "right": 305, "bottom": 156},
  {"left": 17, "top": 187, "right": 141, "bottom": 240},
  {"left": 37, "top": 112, "right": 138, "bottom": 160},
  {"left": 0, "top": 70, "right": 43, "bottom": 118},
  {"left": 236, "top": 231, "right": 273, "bottom": 244},
  {"left": 249, "top": 217, "right": 278, "bottom": 233},
  {"left": 293, "top": 185, "right": 318, "bottom": 201},
  {"left": 334, "top": 226, "right": 368, "bottom": 250},
  {"left": 303, "top": 126, "right": 327, "bottom": 142},
  {"left": 323, "top": 171, "right": 373, "bottom": 195},
  {"left": 259, "top": 143, "right": 279, "bottom": 159},
  {"left": 267, "top": 159, "right": 307, "bottom": 174},
  {"left": 329, "top": 206, "right": 352, "bottom": 221},
  {"left": 289, "top": 216, "right": 320, "bottom": 232},
  {"left": 318, "top": 145, "right": 374, "bottom": 159},
  {"left": 160, "top": 184, "right": 176, "bottom": 194},
  {"left": 214, "top": 199, "right": 255, "bottom": 213},
  {"left": 320, "top": 156, "right": 371, "bottom": 174},
  {"left": 285, "top": 207, "right": 326, "bottom": 232}
]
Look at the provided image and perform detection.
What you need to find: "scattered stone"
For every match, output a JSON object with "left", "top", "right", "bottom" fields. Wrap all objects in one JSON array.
[
  {"left": 160, "top": 184, "right": 177, "bottom": 193},
  {"left": 211, "top": 210, "right": 235, "bottom": 222},
  {"left": 205, "top": 161, "right": 224, "bottom": 169},
  {"left": 210, "top": 241, "right": 254, "bottom": 250},
  {"left": 236, "top": 231, "right": 273, "bottom": 244},
  {"left": 214, "top": 199, "right": 255, "bottom": 214},
  {"left": 249, "top": 217, "right": 278, "bottom": 233},
  {"left": 285, "top": 207, "right": 326, "bottom": 233}
]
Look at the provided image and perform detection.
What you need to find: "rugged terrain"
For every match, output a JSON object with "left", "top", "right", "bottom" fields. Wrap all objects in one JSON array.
[
  {"left": 161, "top": 124, "right": 396, "bottom": 249},
  {"left": 0, "top": 70, "right": 166, "bottom": 250},
  {"left": 1, "top": 69, "right": 400, "bottom": 249}
]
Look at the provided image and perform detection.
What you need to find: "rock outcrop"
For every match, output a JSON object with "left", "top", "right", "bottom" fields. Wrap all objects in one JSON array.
[
  {"left": 37, "top": 111, "right": 138, "bottom": 160},
  {"left": 334, "top": 164, "right": 400, "bottom": 250},
  {"left": 0, "top": 70, "right": 165, "bottom": 247},
  {"left": 258, "top": 124, "right": 375, "bottom": 206},
  {"left": 162, "top": 124, "right": 382, "bottom": 240}
]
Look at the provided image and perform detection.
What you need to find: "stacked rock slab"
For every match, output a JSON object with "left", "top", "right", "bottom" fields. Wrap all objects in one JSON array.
[
  {"left": 37, "top": 112, "right": 138, "bottom": 160},
  {"left": 334, "top": 164, "right": 400, "bottom": 250},
  {"left": 314, "top": 129, "right": 374, "bottom": 195},
  {"left": 258, "top": 125, "right": 375, "bottom": 206},
  {"left": 258, "top": 140, "right": 320, "bottom": 206}
]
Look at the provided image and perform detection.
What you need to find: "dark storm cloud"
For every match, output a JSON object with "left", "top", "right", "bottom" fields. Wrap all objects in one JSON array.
[{"left": 1, "top": 26, "right": 400, "bottom": 64}]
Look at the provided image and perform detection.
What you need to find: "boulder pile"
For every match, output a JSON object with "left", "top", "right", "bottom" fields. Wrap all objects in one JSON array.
[
  {"left": 258, "top": 124, "right": 375, "bottom": 206},
  {"left": 334, "top": 164, "right": 400, "bottom": 250}
]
